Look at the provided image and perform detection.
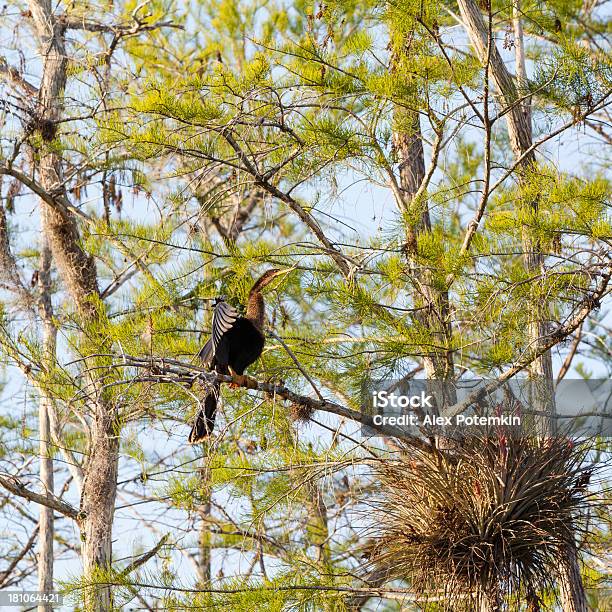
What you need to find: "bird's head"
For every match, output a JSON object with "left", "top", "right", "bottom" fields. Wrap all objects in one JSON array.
[{"left": 250, "top": 267, "right": 295, "bottom": 293}]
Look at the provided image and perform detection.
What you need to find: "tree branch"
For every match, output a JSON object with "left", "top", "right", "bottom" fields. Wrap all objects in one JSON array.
[
  {"left": 219, "top": 128, "right": 354, "bottom": 277},
  {"left": 74, "top": 354, "right": 432, "bottom": 450},
  {"left": 0, "top": 473, "right": 80, "bottom": 521},
  {"left": 58, "top": 16, "right": 183, "bottom": 34},
  {"left": 0, "top": 202, "right": 34, "bottom": 305},
  {"left": 121, "top": 534, "right": 169, "bottom": 576},
  {"left": 0, "top": 164, "right": 92, "bottom": 223},
  {"left": 0, "top": 525, "right": 39, "bottom": 587},
  {"left": 446, "top": 268, "right": 610, "bottom": 418},
  {"left": 0, "top": 58, "right": 38, "bottom": 96}
]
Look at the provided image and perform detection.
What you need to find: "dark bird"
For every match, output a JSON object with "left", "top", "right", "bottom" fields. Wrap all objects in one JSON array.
[{"left": 189, "top": 268, "right": 291, "bottom": 443}]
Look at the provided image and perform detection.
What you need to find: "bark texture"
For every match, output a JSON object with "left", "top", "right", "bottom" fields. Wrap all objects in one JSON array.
[
  {"left": 197, "top": 460, "right": 212, "bottom": 585},
  {"left": 558, "top": 543, "right": 588, "bottom": 612},
  {"left": 28, "top": 0, "right": 99, "bottom": 318},
  {"left": 394, "top": 88, "right": 455, "bottom": 395},
  {"left": 28, "top": 2, "right": 118, "bottom": 609},
  {"left": 457, "top": 0, "right": 585, "bottom": 607},
  {"left": 37, "top": 392, "right": 54, "bottom": 612},
  {"left": 37, "top": 240, "right": 56, "bottom": 612}
]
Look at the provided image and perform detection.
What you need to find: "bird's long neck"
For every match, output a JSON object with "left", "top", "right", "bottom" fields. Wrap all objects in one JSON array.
[{"left": 245, "top": 290, "right": 265, "bottom": 330}]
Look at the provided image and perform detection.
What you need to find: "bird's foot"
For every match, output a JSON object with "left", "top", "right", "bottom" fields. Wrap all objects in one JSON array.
[{"left": 229, "top": 374, "right": 247, "bottom": 388}]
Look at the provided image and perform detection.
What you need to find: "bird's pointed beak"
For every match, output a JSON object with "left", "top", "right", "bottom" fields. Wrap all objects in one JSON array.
[
  {"left": 272, "top": 266, "right": 297, "bottom": 284},
  {"left": 276, "top": 265, "right": 297, "bottom": 277}
]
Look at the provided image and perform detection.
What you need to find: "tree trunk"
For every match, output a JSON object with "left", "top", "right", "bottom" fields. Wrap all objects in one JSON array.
[
  {"left": 196, "top": 455, "right": 212, "bottom": 585},
  {"left": 347, "top": 31, "right": 460, "bottom": 612},
  {"left": 394, "top": 97, "right": 455, "bottom": 397},
  {"left": 28, "top": 0, "right": 65, "bottom": 605},
  {"left": 512, "top": 0, "right": 532, "bottom": 142},
  {"left": 37, "top": 377, "right": 54, "bottom": 605},
  {"left": 28, "top": 2, "right": 118, "bottom": 609},
  {"left": 392, "top": 46, "right": 456, "bottom": 410},
  {"left": 456, "top": 0, "right": 533, "bottom": 156},
  {"left": 558, "top": 543, "right": 588, "bottom": 612},
  {"left": 37, "top": 240, "right": 56, "bottom": 611},
  {"left": 80, "top": 422, "right": 119, "bottom": 611},
  {"left": 456, "top": 0, "right": 585, "bottom": 607},
  {"left": 512, "top": 0, "right": 555, "bottom": 436}
]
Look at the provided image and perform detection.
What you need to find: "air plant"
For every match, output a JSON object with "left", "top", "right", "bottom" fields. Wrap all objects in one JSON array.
[{"left": 362, "top": 435, "right": 599, "bottom": 610}]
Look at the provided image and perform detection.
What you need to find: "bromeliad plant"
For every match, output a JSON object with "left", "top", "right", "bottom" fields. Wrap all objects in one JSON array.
[{"left": 363, "top": 435, "right": 599, "bottom": 610}]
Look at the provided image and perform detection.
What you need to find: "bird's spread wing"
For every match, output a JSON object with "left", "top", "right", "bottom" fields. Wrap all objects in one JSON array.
[
  {"left": 198, "top": 299, "right": 239, "bottom": 366},
  {"left": 197, "top": 338, "right": 214, "bottom": 366},
  {"left": 212, "top": 300, "right": 239, "bottom": 347}
]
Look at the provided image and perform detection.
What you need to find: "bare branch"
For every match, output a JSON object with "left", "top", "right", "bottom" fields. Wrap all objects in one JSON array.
[
  {"left": 75, "top": 354, "right": 432, "bottom": 449},
  {"left": 0, "top": 473, "right": 80, "bottom": 521},
  {"left": 0, "top": 164, "right": 92, "bottom": 222},
  {"left": 0, "top": 58, "right": 38, "bottom": 96},
  {"left": 0, "top": 202, "right": 34, "bottom": 305},
  {"left": 0, "top": 526, "right": 39, "bottom": 588},
  {"left": 59, "top": 16, "right": 183, "bottom": 34},
  {"left": 121, "top": 534, "right": 169, "bottom": 576}
]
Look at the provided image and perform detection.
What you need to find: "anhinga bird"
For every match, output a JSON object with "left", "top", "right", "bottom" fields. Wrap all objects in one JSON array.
[{"left": 189, "top": 268, "right": 291, "bottom": 443}]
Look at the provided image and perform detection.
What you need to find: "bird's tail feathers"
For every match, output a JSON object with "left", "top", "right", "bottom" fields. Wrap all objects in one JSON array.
[{"left": 188, "top": 382, "right": 220, "bottom": 444}]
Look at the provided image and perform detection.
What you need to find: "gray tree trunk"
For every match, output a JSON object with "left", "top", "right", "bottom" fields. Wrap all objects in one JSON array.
[
  {"left": 197, "top": 458, "right": 212, "bottom": 585},
  {"left": 456, "top": 0, "right": 586, "bottom": 607},
  {"left": 36, "top": 388, "right": 54, "bottom": 604},
  {"left": 37, "top": 240, "right": 56, "bottom": 612},
  {"left": 28, "top": 0, "right": 64, "bottom": 604},
  {"left": 558, "top": 543, "right": 588, "bottom": 612},
  {"left": 28, "top": 2, "right": 119, "bottom": 609}
]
